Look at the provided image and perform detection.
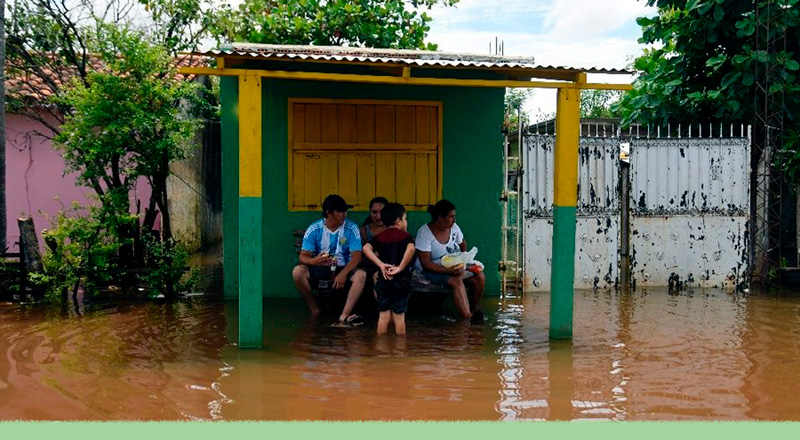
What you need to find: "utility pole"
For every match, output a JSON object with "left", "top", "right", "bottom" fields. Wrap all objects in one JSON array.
[{"left": 0, "top": 0, "right": 7, "bottom": 254}]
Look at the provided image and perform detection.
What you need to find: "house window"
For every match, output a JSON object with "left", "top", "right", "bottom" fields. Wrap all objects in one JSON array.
[{"left": 288, "top": 98, "right": 442, "bottom": 211}]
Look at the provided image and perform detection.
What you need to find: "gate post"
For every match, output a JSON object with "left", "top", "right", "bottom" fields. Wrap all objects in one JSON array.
[
  {"left": 238, "top": 72, "right": 264, "bottom": 348},
  {"left": 549, "top": 75, "right": 582, "bottom": 339}
]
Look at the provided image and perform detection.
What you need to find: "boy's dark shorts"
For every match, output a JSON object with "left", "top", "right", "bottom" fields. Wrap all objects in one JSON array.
[
  {"left": 308, "top": 266, "right": 363, "bottom": 291},
  {"left": 375, "top": 274, "right": 411, "bottom": 314}
]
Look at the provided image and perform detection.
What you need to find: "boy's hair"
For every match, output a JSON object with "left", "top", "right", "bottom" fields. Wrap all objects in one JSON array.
[{"left": 380, "top": 203, "right": 406, "bottom": 227}]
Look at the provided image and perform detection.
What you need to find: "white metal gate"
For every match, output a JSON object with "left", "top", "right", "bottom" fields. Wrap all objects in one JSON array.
[
  {"left": 521, "top": 126, "right": 751, "bottom": 292},
  {"left": 629, "top": 135, "right": 750, "bottom": 289},
  {"left": 522, "top": 135, "right": 620, "bottom": 291}
]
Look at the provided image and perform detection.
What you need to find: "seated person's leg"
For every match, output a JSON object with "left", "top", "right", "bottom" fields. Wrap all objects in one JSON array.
[
  {"left": 419, "top": 270, "right": 452, "bottom": 286},
  {"left": 465, "top": 272, "right": 486, "bottom": 312},
  {"left": 341, "top": 269, "right": 366, "bottom": 321},
  {"left": 447, "top": 276, "right": 472, "bottom": 319},
  {"left": 292, "top": 264, "right": 320, "bottom": 314}
]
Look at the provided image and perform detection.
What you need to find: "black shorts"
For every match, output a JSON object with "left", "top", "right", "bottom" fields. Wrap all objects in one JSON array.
[
  {"left": 308, "top": 265, "right": 362, "bottom": 291},
  {"left": 375, "top": 273, "right": 411, "bottom": 314}
]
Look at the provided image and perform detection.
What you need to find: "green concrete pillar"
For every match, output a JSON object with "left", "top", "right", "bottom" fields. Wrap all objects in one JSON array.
[{"left": 549, "top": 76, "right": 582, "bottom": 339}]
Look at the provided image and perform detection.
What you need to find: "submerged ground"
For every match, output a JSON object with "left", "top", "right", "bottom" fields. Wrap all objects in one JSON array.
[{"left": 1, "top": 288, "right": 799, "bottom": 421}]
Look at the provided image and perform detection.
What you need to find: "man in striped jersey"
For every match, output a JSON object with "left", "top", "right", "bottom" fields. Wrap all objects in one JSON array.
[{"left": 292, "top": 194, "right": 367, "bottom": 326}]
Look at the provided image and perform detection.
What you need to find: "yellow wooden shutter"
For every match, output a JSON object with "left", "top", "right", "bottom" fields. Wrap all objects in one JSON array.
[{"left": 288, "top": 99, "right": 442, "bottom": 211}]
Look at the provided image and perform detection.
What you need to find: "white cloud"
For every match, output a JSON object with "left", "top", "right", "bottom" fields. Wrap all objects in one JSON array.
[
  {"left": 426, "top": 0, "right": 657, "bottom": 117},
  {"left": 543, "top": 0, "right": 652, "bottom": 42}
]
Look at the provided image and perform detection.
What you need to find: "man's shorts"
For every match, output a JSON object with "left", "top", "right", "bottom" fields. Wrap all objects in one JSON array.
[
  {"left": 375, "top": 274, "right": 411, "bottom": 314},
  {"left": 308, "top": 265, "right": 362, "bottom": 291}
]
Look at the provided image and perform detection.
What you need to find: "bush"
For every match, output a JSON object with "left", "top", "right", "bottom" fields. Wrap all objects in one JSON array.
[
  {"left": 139, "top": 235, "right": 201, "bottom": 298},
  {"left": 30, "top": 203, "right": 135, "bottom": 302}
]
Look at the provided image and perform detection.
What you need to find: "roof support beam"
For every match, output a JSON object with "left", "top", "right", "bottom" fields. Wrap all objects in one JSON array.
[{"left": 179, "top": 66, "right": 633, "bottom": 91}]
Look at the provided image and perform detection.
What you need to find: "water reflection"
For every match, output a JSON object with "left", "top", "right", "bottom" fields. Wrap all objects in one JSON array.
[{"left": 2, "top": 289, "right": 800, "bottom": 420}]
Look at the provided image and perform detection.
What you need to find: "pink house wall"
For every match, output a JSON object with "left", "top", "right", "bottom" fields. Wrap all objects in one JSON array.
[{"left": 4, "top": 113, "right": 152, "bottom": 253}]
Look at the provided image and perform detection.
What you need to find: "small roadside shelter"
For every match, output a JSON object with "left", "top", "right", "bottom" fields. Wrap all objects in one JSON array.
[{"left": 181, "top": 44, "right": 630, "bottom": 347}]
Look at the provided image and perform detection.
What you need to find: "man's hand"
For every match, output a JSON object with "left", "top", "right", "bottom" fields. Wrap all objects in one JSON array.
[
  {"left": 333, "top": 271, "right": 348, "bottom": 290},
  {"left": 312, "top": 252, "right": 335, "bottom": 267}
]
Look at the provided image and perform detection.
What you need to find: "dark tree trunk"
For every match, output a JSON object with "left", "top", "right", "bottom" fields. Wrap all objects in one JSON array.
[
  {"left": 17, "top": 217, "right": 42, "bottom": 274},
  {"left": 153, "top": 166, "right": 176, "bottom": 299},
  {"left": 156, "top": 151, "right": 172, "bottom": 243}
]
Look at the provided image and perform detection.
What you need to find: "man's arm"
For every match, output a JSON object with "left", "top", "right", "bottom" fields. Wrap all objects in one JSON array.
[
  {"left": 299, "top": 250, "right": 332, "bottom": 266},
  {"left": 339, "top": 250, "right": 362, "bottom": 276},
  {"left": 333, "top": 251, "right": 362, "bottom": 290}
]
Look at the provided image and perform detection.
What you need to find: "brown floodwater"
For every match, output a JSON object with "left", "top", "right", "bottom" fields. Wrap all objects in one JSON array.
[{"left": 1, "top": 288, "right": 800, "bottom": 421}]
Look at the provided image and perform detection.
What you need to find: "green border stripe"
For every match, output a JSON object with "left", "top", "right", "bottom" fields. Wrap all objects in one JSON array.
[
  {"left": 1, "top": 421, "right": 798, "bottom": 438},
  {"left": 550, "top": 205, "right": 576, "bottom": 339}
]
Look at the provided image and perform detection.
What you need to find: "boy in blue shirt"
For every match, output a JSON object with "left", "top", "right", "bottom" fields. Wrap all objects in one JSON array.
[
  {"left": 292, "top": 194, "right": 366, "bottom": 326},
  {"left": 362, "top": 203, "right": 416, "bottom": 335}
]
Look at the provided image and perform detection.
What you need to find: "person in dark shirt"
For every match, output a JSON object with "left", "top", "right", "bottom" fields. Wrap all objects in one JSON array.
[{"left": 362, "top": 203, "right": 416, "bottom": 335}]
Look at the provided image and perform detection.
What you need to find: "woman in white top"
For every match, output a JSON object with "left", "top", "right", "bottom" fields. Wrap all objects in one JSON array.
[{"left": 415, "top": 199, "right": 485, "bottom": 323}]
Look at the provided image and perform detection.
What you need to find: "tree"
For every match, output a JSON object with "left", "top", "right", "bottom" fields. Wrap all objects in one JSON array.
[
  {"left": 503, "top": 88, "right": 532, "bottom": 133},
  {"left": 580, "top": 90, "right": 622, "bottom": 119},
  {"left": 209, "top": 0, "right": 458, "bottom": 49},
  {"left": 5, "top": 0, "right": 213, "bottom": 135},
  {"left": 54, "top": 24, "right": 202, "bottom": 245},
  {"left": 5, "top": 0, "right": 215, "bottom": 246},
  {"left": 614, "top": 0, "right": 799, "bottom": 128}
]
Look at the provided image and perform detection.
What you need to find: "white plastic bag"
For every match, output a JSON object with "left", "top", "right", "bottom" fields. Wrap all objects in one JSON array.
[{"left": 441, "top": 247, "right": 478, "bottom": 268}]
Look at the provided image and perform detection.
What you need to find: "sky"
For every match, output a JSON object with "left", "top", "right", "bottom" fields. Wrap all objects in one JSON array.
[{"left": 424, "top": 0, "right": 657, "bottom": 119}]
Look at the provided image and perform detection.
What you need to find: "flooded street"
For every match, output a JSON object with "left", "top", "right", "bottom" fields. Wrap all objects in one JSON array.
[{"left": 1, "top": 288, "right": 800, "bottom": 421}]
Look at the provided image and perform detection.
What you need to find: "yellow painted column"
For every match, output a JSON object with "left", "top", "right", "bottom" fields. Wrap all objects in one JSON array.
[
  {"left": 550, "top": 74, "right": 583, "bottom": 339},
  {"left": 238, "top": 72, "right": 264, "bottom": 348}
]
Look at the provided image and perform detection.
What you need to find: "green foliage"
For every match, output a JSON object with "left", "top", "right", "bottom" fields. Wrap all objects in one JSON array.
[
  {"left": 138, "top": 0, "right": 216, "bottom": 54},
  {"left": 504, "top": 88, "right": 532, "bottom": 132},
  {"left": 615, "top": 0, "right": 800, "bottom": 128},
  {"left": 580, "top": 90, "right": 623, "bottom": 119},
  {"left": 138, "top": 235, "right": 200, "bottom": 296},
  {"left": 54, "top": 24, "right": 202, "bottom": 200},
  {"left": 30, "top": 202, "right": 137, "bottom": 302},
  {"left": 208, "top": 0, "right": 458, "bottom": 49},
  {"left": 5, "top": 0, "right": 213, "bottom": 130},
  {"left": 40, "top": 24, "right": 204, "bottom": 301}
]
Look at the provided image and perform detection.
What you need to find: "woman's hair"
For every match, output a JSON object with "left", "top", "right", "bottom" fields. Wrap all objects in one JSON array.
[
  {"left": 362, "top": 196, "right": 389, "bottom": 226},
  {"left": 427, "top": 199, "right": 456, "bottom": 221}
]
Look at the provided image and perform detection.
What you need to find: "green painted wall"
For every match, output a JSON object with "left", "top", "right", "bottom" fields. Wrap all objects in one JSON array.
[
  {"left": 220, "top": 77, "right": 240, "bottom": 300},
  {"left": 221, "top": 75, "right": 505, "bottom": 298}
]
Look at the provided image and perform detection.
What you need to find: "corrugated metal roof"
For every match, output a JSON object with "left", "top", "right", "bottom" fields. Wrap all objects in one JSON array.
[{"left": 197, "top": 43, "right": 630, "bottom": 75}]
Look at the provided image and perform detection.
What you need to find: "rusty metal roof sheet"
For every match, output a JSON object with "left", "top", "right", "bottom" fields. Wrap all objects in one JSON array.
[
  {"left": 198, "top": 43, "right": 630, "bottom": 75},
  {"left": 6, "top": 54, "right": 211, "bottom": 102}
]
